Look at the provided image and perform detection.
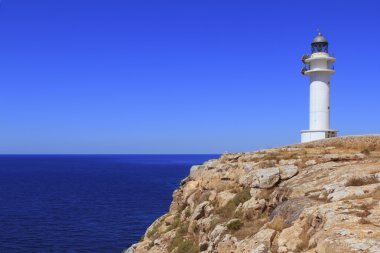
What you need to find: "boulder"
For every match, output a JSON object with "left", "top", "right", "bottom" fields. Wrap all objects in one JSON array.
[
  {"left": 328, "top": 183, "right": 380, "bottom": 201},
  {"left": 164, "top": 214, "right": 176, "bottom": 226},
  {"left": 251, "top": 244, "right": 268, "bottom": 253},
  {"left": 236, "top": 228, "right": 276, "bottom": 252},
  {"left": 279, "top": 159, "right": 299, "bottom": 166},
  {"left": 305, "top": 159, "right": 317, "bottom": 166},
  {"left": 237, "top": 197, "right": 267, "bottom": 219},
  {"left": 216, "top": 234, "right": 237, "bottom": 253},
  {"left": 210, "top": 224, "right": 227, "bottom": 242},
  {"left": 191, "top": 201, "right": 209, "bottom": 220},
  {"left": 252, "top": 167, "right": 280, "bottom": 189},
  {"left": 279, "top": 165, "right": 298, "bottom": 180},
  {"left": 242, "top": 162, "right": 260, "bottom": 171},
  {"left": 189, "top": 165, "right": 202, "bottom": 177},
  {"left": 216, "top": 191, "right": 236, "bottom": 207},
  {"left": 182, "top": 180, "right": 199, "bottom": 199},
  {"left": 240, "top": 167, "right": 280, "bottom": 189},
  {"left": 321, "top": 153, "right": 365, "bottom": 162},
  {"left": 123, "top": 246, "right": 135, "bottom": 253}
]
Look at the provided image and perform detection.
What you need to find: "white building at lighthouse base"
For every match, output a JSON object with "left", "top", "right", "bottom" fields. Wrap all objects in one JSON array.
[{"left": 301, "top": 130, "right": 337, "bottom": 143}]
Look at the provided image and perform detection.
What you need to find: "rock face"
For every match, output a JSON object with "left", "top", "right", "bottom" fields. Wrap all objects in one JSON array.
[{"left": 125, "top": 136, "right": 380, "bottom": 253}]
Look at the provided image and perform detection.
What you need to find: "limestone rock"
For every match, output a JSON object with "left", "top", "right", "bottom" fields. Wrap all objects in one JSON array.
[
  {"left": 182, "top": 180, "right": 199, "bottom": 199},
  {"left": 123, "top": 246, "right": 135, "bottom": 253},
  {"left": 189, "top": 165, "right": 202, "bottom": 177},
  {"left": 210, "top": 224, "right": 227, "bottom": 242},
  {"left": 164, "top": 214, "right": 176, "bottom": 226},
  {"left": 216, "top": 234, "right": 237, "bottom": 253},
  {"left": 328, "top": 183, "right": 380, "bottom": 201},
  {"left": 236, "top": 228, "right": 276, "bottom": 252},
  {"left": 191, "top": 201, "right": 209, "bottom": 220},
  {"left": 216, "top": 191, "right": 236, "bottom": 207},
  {"left": 240, "top": 167, "right": 280, "bottom": 189},
  {"left": 242, "top": 162, "right": 260, "bottom": 171},
  {"left": 321, "top": 153, "right": 365, "bottom": 162},
  {"left": 305, "top": 159, "right": 317, "bottom": 166},
  {"left": 252, "top": 167, "right": 280, "bottom": 189},
  {"left": 279, "top": 159, "right": 299, "bottom": 166},
  {"left": 242, "top": 197, "right": 266, "bottom": 210},
  {"left": 236, "top": 197, "right": 267, "bottom": 219},
  {"left": 279, "top": 165, "right": 298, "bottom": 180}
]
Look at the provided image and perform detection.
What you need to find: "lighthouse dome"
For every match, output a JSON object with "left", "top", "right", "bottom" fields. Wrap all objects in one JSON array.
[
  {"left": 311, "top": 32, "right": 328, "bottom": 53},
  {"left": 312, "top": 32, "right": 328, "bottom": 43}
]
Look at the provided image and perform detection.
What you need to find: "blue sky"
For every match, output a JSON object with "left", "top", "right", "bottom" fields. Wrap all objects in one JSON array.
[{"left": 0, "top": 0, "right": 379, "bottom": 154}]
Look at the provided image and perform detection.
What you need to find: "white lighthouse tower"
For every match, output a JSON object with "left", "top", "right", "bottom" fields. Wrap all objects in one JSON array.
[{"left": 301, "top": 32, "right": 337, "bottom": 143}]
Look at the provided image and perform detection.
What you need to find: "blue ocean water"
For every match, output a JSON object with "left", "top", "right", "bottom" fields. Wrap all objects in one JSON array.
[{"left": 0, "top": 155, "right": 219, "bottom": 253}]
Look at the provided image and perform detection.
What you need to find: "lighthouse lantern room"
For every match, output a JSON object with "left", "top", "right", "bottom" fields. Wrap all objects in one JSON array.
[{"left": 301, "top": 32, "right": 338, "bottom": 143}]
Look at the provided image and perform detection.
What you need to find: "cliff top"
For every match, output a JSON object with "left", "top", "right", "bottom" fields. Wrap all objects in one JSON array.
[{"left": 127, "top": 135, "right": 380, "bottom": 253}]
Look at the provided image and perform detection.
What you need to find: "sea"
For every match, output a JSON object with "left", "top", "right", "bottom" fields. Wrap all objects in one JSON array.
[{"left": 0, "top": 154, "right": 219, "bottom": 253}]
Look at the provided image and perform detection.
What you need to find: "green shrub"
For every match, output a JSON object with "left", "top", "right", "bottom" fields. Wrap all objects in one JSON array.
[
  {"left": 168, "top": 222, "right": 197, "bottom": 253},
  {"left": 232, "top": 189, "right": 251, "bottom": 206},
  {"left": 166, "top": 215, "right": 180, "bottom": 232},
  {"left": 215, "top": 200, "right": 236, "bottom": 219},
  {"left": 215, "top": 188, "right": 251, "bottom": 219},
  {"left": 176, "top": 240, "right": 197, "bottom": 253},
  {"left": 146, "top": 223, "right": 159, "bottom": 239},
  {"left": 227, "top": 219, "right": 243, "bottom": 231},
  {"left": 177, "top": 222, "right": 188, "bottom": 236}
]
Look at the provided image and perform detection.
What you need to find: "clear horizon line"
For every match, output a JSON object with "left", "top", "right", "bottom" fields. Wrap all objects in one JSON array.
[{"left": 0, "top": 153, "right": 222, "bottom": 155}]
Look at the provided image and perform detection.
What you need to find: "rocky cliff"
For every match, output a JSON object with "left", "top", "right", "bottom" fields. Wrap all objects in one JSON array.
[{"left": 126, "top": 136, "right": 380, "bottom": 253}]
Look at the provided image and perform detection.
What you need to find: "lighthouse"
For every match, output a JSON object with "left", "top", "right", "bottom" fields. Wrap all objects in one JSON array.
[{"left": 301, "top": 32, "right": 337, "bottom": 143}]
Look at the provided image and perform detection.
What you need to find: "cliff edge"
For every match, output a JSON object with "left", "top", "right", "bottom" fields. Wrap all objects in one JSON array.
[{"left": 126, "top": 135, "right": 380, "bottom": 253}]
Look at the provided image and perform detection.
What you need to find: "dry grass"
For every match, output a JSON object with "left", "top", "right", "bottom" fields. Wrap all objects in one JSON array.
[
  {"left": 232, "top": 189, "right": 251, "bottom": 205},
  {"left": 166, "top": 215, "right": 180, "bottom": 232},
  {"left": 190, "top": 222, "right": 199, "bottom": 233},
  {"left": 278, "top": 151, "right": 299, "bottom": 160},
  {"left": 346, "top": 202, "right": 375, "bottom": 218},
  {"left": 346, "top": 210, "right": 371, "bottom": 218},
  {"left": 146, "top": 223, "right": 160, "bottom": 239},
  {"left": 358, "top": 202, "right": 376, "bottom": 211},
  {"left": 345, "top": 176, "right": 378, "bottom": 187},
  {"left": 215, "top": 200, "right": 237, "bottom": 219},
  {"left": 295, "top": 157, "right": 311, "bottom": 169},
  {"left": 176, "top": 240, "right": 197, "bottom": 253},
  {"left": 233, "top": 217, "right": 268, "bottom": 240},
  {"left": 270, "top": 233, "right": 280, "bottom": 253},
  {"left": 259, "top": 149, "right": 308, "bottom": 163},
  {"left": 295, "top": 231, "right": 310, "bottom": 252},
  {"left": 256, "top": 189, "right": 274, "bottom": 201},
  {"left": 263, "top": 153, "right": 279, "bottom": 161},
  {"left": 294, "top": 136, "right": 380, "bottom": 155},
  {"left": 321, "top": 149, "right": 331, "bottom": 155},
  {"left": 361, "top": 149, "right": 371, "bottom": 156},
  {"left": 168, "top": 222, "right": 198, "bottom": 253},
  {"left": 210, "top": 217, "right": 223, "bottom": 231},
  {"left": 215, "top": 188, "right": 251, "bottom": 219},
  {"left": 373, "top": 187, "right": 380, "bottom": 199},
  {"left": 358, "top": 218, "right": 372, "bottom": 225},
  {"left": 267, "top": 216, "right": 285, "bottom": 231}
]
